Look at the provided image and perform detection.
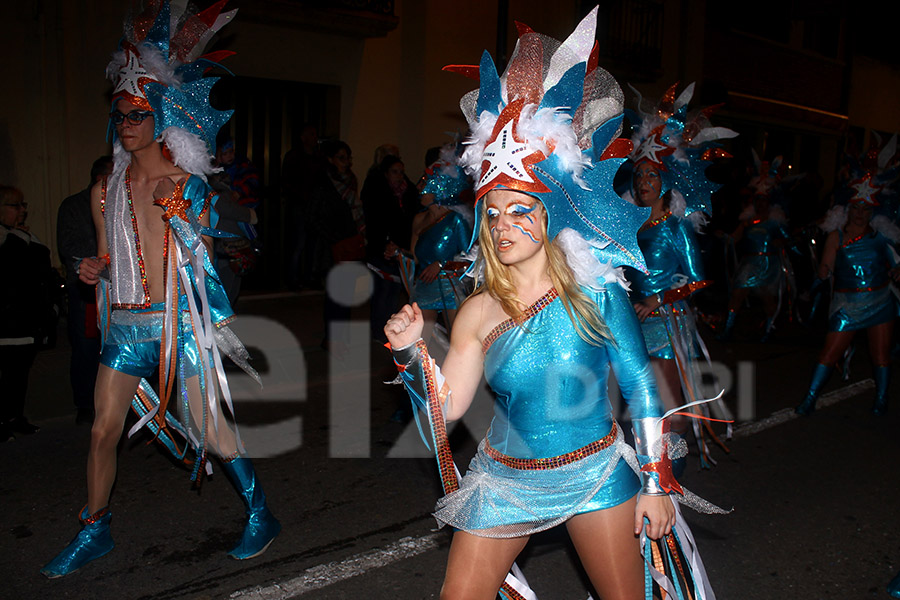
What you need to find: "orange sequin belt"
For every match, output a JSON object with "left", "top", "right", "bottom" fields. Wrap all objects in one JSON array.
[{"left": 484, "top": 422, "right": 619, "bottom": 470}]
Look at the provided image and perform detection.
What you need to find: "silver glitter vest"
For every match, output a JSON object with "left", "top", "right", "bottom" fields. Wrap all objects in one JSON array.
[{"left": 104, "top": 166, "right": 151, "bottom": 309}]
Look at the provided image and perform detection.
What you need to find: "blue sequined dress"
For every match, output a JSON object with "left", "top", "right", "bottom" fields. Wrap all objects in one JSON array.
[
  {"left": 733, "top": 219, "right": 790, "bottom": 290},
  {"left": 433, "top": 283, "right": 662, "bottom": 536},
  {"left": 412, "top": 211, "right": 471, "bottom": 310},
  {"left": 828, "top": 230, "right": 899, "bottom": 331},
  {"left": 625, "top": 213, "right": 705, "bottom": 359}
]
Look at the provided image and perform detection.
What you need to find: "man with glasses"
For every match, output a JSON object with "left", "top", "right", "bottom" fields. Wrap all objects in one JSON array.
[{"left": 41, "top": 1, "right": 280, "bottom": 579}]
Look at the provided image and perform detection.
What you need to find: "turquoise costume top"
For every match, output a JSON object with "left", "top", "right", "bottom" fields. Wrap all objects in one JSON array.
[
  {"left": 734, "top": 218, "right": 789, "bottom": 289},
  {"left": 413, "top": 210, "right": 471, "bottom": 310},
  {"left": 484, "top": 285, "right": 660, "bottom": 458},
  {"left": 624, "top": 213, "right": 704, "bottom": 359},
  {"left": 829, "top": 230, "right": 899, "bottom": 332},
  {"left": 431, "top": 283, "right": 662, "bottom": 534},
  {"left": 628, "top": 214, "right": 704, "bottom": 300}
]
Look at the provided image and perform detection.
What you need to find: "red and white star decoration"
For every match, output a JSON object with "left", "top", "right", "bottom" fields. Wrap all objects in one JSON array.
[
  {"left": 849, "top": 173, "right": 882, "bottom": 206},
  {"left": 631, "top": 129, "right": 674, "bottom": 166},
  {"left": 475, "top": 98, "right": 550, "bottom": 200},
  {"left": 112, "top": 46, "right": 158, "bottom": 110}
]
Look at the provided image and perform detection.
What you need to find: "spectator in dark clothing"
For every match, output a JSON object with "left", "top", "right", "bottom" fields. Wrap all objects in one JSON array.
[
  {"left": 282, "top": 124, "right": 327, "bottom": 289},
  {"left": 1, "top": 186, "right": 59, "bottom": 441},
  {"left": 56, "top": 156, "right": 113, "bottom": 424},
  {"left": 308, "top": 140, "right": 365, "bottom": 352},
  {"left": 361, "top": 154, "right": 419, "bottom": 342}
]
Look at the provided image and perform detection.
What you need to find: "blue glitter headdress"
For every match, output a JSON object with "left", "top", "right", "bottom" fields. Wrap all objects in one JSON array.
[
  {"left": 447, "top": 6, "right": 648, "bottom": 273},
  {"left": 625, "top": 82, "right": 737, "bottom": 225},
  {"left": 106, "top": 0, "right": 237, "bottom": 178},
  {"left": 421, "top": 144, "right": 472, "bottom": 207},
  {"left": 822, "top": 134, "right": 900, "bottom": 241}
]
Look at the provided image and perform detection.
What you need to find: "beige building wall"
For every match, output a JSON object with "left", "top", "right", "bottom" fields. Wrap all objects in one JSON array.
[
  {"left": 6, "top": 0, "right": 895, "bottom": 270},
  {"left": 0, "top": 0, "right": 581, "bottom": 267}
]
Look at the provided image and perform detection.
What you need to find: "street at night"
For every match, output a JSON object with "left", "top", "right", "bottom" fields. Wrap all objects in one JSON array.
[{"left": 3, "top": 291, "right": 898, "bottom": 599}]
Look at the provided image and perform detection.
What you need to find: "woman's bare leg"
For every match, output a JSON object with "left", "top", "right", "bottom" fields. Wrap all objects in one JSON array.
[
  {"left": 87, "top": 366, "right": 141, "bottom": 513},
  {"left": 441, "top": 531, "right": 530, "bottom": 600},
  {"left": 566, "top": 496, "right": 644, "bottom": 600},
  {"left": 868, "top": 320, "right": 894, "bottom": 366},
  {"left": 817, "top": 330, "right": 857, "bottom": 367}
]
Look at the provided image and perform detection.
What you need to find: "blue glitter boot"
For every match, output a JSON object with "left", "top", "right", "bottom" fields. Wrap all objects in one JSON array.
[
  {"left": 41, "top": 506, "right": 114, "bottom": 578},
  {"left": 220, "top": 456, "right": 281, "bottom": 559},
  {"left": 717, "top": 310, "right": 737, "bottom": 341},
  {"left": 888, "top": 569, "right": 900, "bottom": 598},
  {"left": 795, "top": 364, "right": 833, "bottom": 416},
  {"left": 872, "top": 365, "right": 890, "bottom": 416}
]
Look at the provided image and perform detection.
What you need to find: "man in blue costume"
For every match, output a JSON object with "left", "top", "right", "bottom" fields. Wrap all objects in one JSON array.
[{"left": 41, "top": 1, "right": 280, "bottom": 578}]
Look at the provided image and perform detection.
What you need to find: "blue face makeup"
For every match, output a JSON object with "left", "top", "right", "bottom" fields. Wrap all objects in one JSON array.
[
  {"left": 512, "top": 223, "right": 540, "bottom": 243},
  {"left": 508, "top": 203, "right": 537, "bottom": 223},
  {"left": 486, "top": 199, "right": 541, "bottom": 242}
]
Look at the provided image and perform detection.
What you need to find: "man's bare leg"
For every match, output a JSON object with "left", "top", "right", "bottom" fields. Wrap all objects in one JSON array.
[
  {"left": 87, "top": 365, "right": 141, "bottom": 513},
  {"left": 183, "top": 371, "right": 281, "bottom": 559}
]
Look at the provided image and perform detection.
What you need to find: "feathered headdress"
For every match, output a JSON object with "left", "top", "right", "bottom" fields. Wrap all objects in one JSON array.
[
  {"left": 823, "top": 134, "right": 900, "bottom": 241},
  {"left": 625, "top": 82, "right": 737, "bottom": 227},
  {"left": 106, "top": 0, "right": 237, "bottom": 178},
  {"left": 445, "top": 6, "right": 648, "bottom": 274}
]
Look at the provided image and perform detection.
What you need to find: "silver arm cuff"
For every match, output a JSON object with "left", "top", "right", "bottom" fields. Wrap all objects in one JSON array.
[{"left": 632, "top": 417, "right": 668, "bottom": 496}]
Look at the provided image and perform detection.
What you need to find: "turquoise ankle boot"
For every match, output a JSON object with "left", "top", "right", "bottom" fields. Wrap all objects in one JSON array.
[
  {"left": 41, "top": 506, "right": 114, "bottom": 578},
  {"left": 795, "top": 363, "right": 833, "bottom": 416}
]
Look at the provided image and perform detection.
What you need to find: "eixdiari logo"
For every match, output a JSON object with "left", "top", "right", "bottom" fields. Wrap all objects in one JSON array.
[{"left": 224, "top": 262, "right": 756, "bottom": 459}]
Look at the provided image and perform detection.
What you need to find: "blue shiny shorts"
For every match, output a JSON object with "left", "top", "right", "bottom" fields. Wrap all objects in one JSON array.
[{"left": 100, "top": 304, "right": 198, "bottom": 378}]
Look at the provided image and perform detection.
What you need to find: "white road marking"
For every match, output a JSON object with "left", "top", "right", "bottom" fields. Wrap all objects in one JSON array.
[
  {"left": 230, "top": 379, "right": 875, "bottom": 599},
  {"left": 229, "top": 533, "right": 443, "bottom": 599},
  {"left": 732, "top": 378, "right": 874, "bottom": 439}
]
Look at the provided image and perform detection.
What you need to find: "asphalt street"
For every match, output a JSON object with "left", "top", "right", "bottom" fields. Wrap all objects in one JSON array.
[{"left": 2, "top": 290, "right": 898, "bottom": 599}]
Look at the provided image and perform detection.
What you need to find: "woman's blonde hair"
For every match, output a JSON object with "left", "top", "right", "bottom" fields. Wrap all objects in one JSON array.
[{"left": 469, "top": 196, "right": 612, "bottom": 345}]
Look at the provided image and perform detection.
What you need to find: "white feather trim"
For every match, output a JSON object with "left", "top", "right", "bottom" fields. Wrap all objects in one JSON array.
[
  {"left": 621, "top": 189, "right": 637, "bottom": 206},
  {"left": 556, "top": 228, "right": 630, "bottom": 292},
  {"left": 520, "top": 105, "right": 591, "bottom": 187},
  {"left": 820, "top": 205, "right": 847, "bottom": 232},
  {"left": 107, "top": 43, "right": 182, "bottom": 89},
  {"left": 669, "top": 190, "right": 687, "bottom": 219},
  {"left": 460, "top": 111, "right": 497, "bottom": 179},
  {"left": 687, "top": 210, "right": 708, "bottom": 232},
  {"left": 871, "top": 215, "right": 900, "bottom": 243},
  {"left": 160, "top": 127, "right": 218, "bottom": 180}
]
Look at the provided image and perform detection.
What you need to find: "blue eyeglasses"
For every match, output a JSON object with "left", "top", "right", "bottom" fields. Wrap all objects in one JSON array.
[{"left": 109, "top": 110, "right": 154, "bottom": 125}]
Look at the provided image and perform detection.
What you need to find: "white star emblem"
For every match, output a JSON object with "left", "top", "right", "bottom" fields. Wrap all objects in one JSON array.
[
  {"left": 113, "top": 49, "right": 158, "bottom": 101},
  {"left": 850, "top": 175, "right": 881, "bottom": 205},
  {"left": 632, "top": 133, "right": 672, "bottom": 165},
  {"left": 478, "top": 120, "right": 541, "bottom": 189}
]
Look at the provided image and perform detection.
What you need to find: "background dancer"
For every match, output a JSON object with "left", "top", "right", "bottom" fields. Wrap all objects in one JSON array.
[
  {"left": 622, "top": 82, "right": 736, "bottom": 470},
  {"left": 719, "top": 154, "right": 793, "bottom": 342},
  {"left": 796, "top": 137, "right": 900, "bottom": 416},
  {"left": 406, "top": 145, "right": 473, "bottom": 346}
]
